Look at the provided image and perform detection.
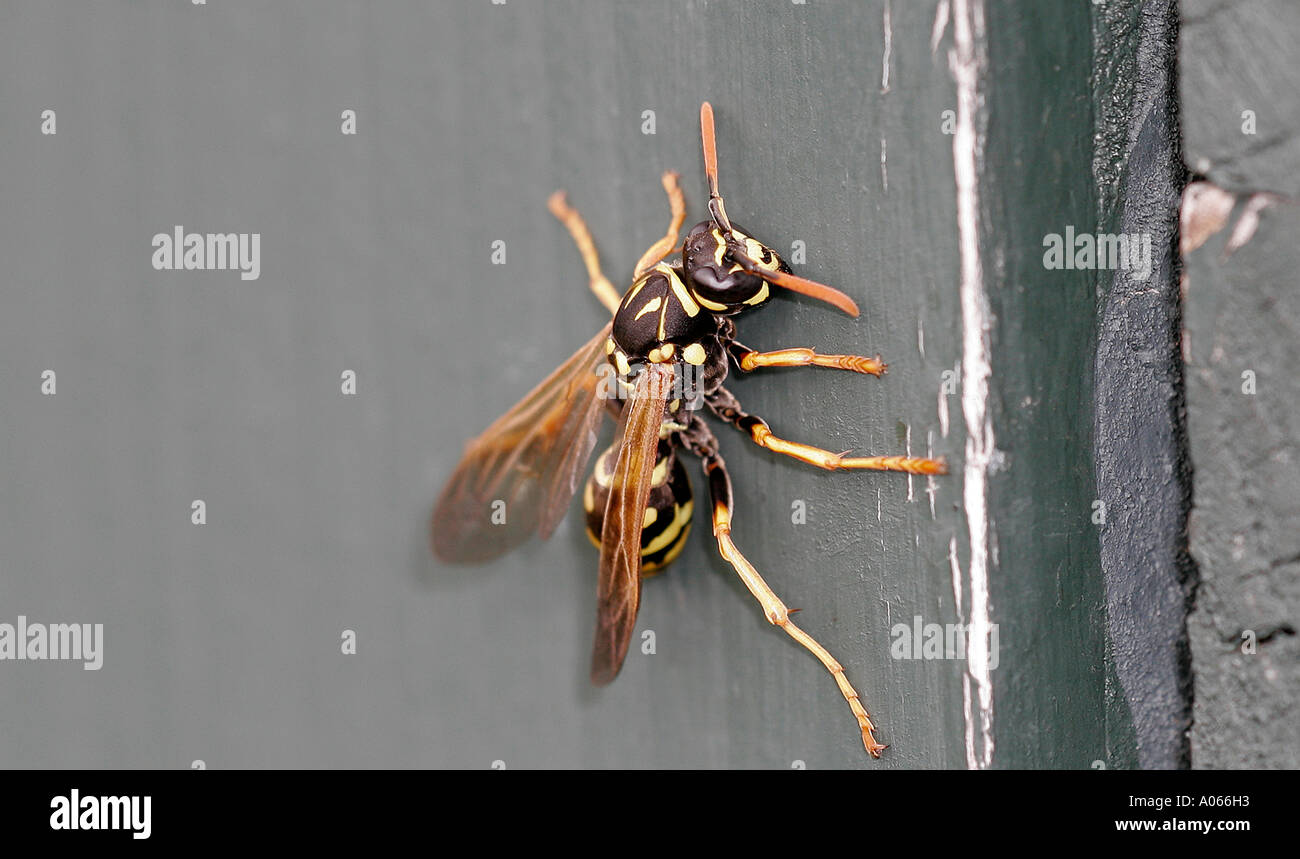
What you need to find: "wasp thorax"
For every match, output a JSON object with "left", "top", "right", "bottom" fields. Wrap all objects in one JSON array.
[{"left": 682, "top": 220, "right": 788, "bottom": 313}]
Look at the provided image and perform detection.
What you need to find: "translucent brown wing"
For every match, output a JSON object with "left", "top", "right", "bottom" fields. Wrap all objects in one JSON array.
[
  {"left": 432, "top": 324, "right": 612, "bottom": 563},
  {"left": 590, "top": 362, "right": 675, "bottom": 685}
]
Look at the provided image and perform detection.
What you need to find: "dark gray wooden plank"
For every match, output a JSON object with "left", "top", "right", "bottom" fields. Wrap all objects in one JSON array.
[
  {"left": 1180, "top": 0, "right": 1300, "bottom": 770},
  {"left": 1181, "top": 0, "right": 1300, "bottom": 198},
  {"left": 1183, "top": 202, "right": 1300, "bottom": 769}
]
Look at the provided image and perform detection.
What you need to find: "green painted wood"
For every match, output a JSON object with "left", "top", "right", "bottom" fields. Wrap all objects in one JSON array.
[{"left": 980, "top": 0, "right": 1111, "bottom": 768}]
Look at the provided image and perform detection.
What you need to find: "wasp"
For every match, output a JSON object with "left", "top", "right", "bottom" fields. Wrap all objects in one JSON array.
[{"left": 432, "top": 103, "right": 946, "bottom": 757}]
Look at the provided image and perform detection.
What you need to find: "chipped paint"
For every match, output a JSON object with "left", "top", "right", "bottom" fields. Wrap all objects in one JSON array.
[
  {"left": 948, "top": 534, "right": 963, "bottom": 619},
  {"left": 1179, "top": 181, "right": 1235, "bottom": 254},
  {"left": 881, "top": 136, "right": 889, "bottom": 193},
  {"left": 905, "top": 422, "right": 914, "bottom": 502},
  {"left": 950, "top": 0, "right": 994, "bottom": 771},
  {"left": 1225, "top": 192, "right": 1283, "bottom": 256},
  {"left": 926, "top": 429, "right": 938, "bottom": 520},
  {"left": 881, "top": 0, "right": 893, "bottom": 93},
  {"left": 931, "top": 0, "right": 950, "bottom": 55},
  {"left": 1180, "top": 180, "right": 1286, "bottom": 259},
  {"left": 938, "top": 380, "right": 951, "bottom": 438}
]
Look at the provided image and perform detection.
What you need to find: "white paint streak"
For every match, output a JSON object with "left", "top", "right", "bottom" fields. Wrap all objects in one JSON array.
[
  {"left": 1225, "top": 192, "right": 1282, "bottom": 257},
  {"left": 948, "top": 533, "right": 976, "bottom": 771},
  {"left": 926, "top": 430, "right": 938, "bottom": 519},
  {"left": 948, "top": 536, "right": 963, "bottom": 619},
  {"left": 918, "top": 317, "right": 926, "bottom": 359},
  {"left": 880, "top": 137, "right": 889, "bottom": 193},
  {"left": 949, "top": 0, "right": 994, "bottom": 771},
  {"left": 931, "top": 0, "right": 951, "bottom": 55},
  {"left": 905, "top": 423, "right": 914, "bottom": 502},
  {"left": 938, "top": 382, "right": 950, "bottom": 438},
  {"left": 961, "top": 674, "right": 975, "bottom": 762},
  {"left": 881, "top": 0, "right": 893, "bottom": 93}
]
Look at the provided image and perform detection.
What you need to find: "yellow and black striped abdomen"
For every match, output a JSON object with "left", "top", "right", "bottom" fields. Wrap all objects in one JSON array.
[{"left": 584, "top": 438, "right": 694, "bottom": 575}]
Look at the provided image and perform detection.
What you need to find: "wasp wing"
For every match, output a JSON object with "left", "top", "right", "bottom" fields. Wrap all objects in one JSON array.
[
  {"left": 590, "top": 362, "right": 675, "bottom": 685},
  {"left": 432, "top": 324, "right": 612, "bottom": 563}
]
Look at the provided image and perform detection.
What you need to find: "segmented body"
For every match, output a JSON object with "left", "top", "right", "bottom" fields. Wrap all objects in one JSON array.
[
  {"left": 584, "top": 439, "right": 693, "bottom": 575},
  {"left": 583, "top": 239, "right": 759, "bottom": 576}
]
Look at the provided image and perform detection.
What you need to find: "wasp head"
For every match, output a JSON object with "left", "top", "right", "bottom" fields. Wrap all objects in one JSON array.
[
  {"left": 685, "top": 102, "right": 860, "bottom": 318},
  {"left": 681, "top": 220, "right": 788, "bottom": 314}
]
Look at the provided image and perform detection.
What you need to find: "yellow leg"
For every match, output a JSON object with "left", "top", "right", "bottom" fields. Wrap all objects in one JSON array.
[
  {"left": 708, "top": 388, "right": 948, "bottom": 475},
  {"left": 749, "top": 424, "right": 948, "bottom": 474},
  {"left": 717, "top": 531, "right": 888, "bottom": 757},
  {"left": 702, "top": 452, "right": 886, "bottom": 757},
  {"left": 734, "top": 344, "right": 888, "bottom": 377},
  {"left": 548, "top": 190, "right": 622, "bottom": 314},
  {"left": 632, "top": 171, "right": 686, "bottom": 278}
]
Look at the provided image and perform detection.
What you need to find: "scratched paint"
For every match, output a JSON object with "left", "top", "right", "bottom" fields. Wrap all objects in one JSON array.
[{"left": 950, "top": 0, "right": 995, "bottom": 771}]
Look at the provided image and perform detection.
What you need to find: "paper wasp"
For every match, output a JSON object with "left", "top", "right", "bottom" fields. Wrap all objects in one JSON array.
[{"left": 432, "top": 103, "right": 946, "bottom": 758}]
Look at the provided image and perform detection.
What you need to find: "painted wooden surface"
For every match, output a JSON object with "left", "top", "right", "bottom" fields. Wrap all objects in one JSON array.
[
  {"left": 0, "top": 1, "right": 1159, "bottom": 768},
  {"left": 1091, "top": 0, "right": 1188, "bottom": 770}
]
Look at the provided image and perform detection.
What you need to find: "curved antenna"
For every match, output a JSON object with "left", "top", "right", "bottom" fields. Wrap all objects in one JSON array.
[
  {"left": 699, "top": 102, "right": 733, "bottom": 233},
  {"left": 732, "top": 252, "right": 861, "bottom": 318}
]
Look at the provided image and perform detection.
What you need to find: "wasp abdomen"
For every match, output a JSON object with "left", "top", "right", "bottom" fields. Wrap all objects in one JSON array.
[{"left": 584, "top": 437, "right": 694, "bottom": 575}]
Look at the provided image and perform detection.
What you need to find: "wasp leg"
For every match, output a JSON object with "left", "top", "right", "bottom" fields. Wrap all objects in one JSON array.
[
  {"left": 547, "top": 190, "right": 622, "bottom": 314},
  {"left": 632, "top": 170, "right": 687, "bottom": 279},
  {"left": 706, "top": 387, "right": 948, "bottom": 475},
  {"left": 693, "top": 440, "right": 887, "bottom": 757},
  {"left": 730, "top": 341, "right": 887, "bottom": 377}
]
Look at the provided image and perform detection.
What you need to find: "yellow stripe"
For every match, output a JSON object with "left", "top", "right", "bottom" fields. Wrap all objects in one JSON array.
[
  {"left": 624, "top": 276, "right": 647, "bottom": 305},
  {"left": 693, "top": 290, "right": 728, "bottom": 311},
  {"left": 657, "top": 523, "right": 691, "bottom": 565},
  {"left": 635, "top": 296, "right": 663, "bottom": 320},
  {"left": 743, "top": 282, "right": 770, "bottom": 305},
  {"left": 644, "top": 501, "right": 693, "bottom": 555},
  {"left": 668, "top": 271, "right": 700, "bottom": 317},
  {"left": 744, "top": 238, "right": 772, "bottom": 268},
  {"left": 712, "top": 230, "right": 727, "bottom": 266}
]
